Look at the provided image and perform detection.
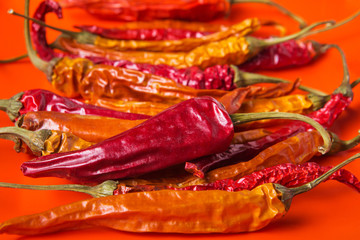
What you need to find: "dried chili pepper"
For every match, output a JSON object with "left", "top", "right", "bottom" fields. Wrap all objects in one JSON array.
[
  {"left": 56, "top": 0, "right": 307, "bottom": 27},
  {"left": 55, "top": 20, "right": 333, "bottom": 69},
  {"left": 116, "top": 161, "right": 360, "bottom": 194},
  {"left": 0, "top": 89, "right": 150, "bottom": 122},
  {"left": 181, "top": 45, "right": 356, "bottom": 178},
  {"left": 0, "top": 127, "right": 94, "bottom": 156},
  {"left": 16, "top": 111, "right": 146, "bottom": 143},
  {"left": 1, "top": 153, "right": 359, "bottom": 235},
  {"left": 19, "top": 97, "right": 331, "bottom": 184},
  {"left": 23, "top": 2, "right": 260, "bottom": 53}
]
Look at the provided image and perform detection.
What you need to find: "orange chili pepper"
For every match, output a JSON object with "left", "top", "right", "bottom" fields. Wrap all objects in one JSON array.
[
  {"left": 17, "top": 111, "right": 145, "bottom": 143},
  {"left": 1, "top": 152, "right": 359, "bottom": 235}
]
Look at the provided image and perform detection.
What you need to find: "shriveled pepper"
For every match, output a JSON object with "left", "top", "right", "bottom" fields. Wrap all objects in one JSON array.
[
  {"left": 0, "top": 89, "right": 150, "bottom": 122},
  {"left": 0, "top": 127, "right": 94, "bottom": 156},
  {"left": 56, "top": 0, "right": 307, "bottom": 27},
  {"left": 19, "top": 97, "right": 331, "bottom": 184},
  {"left": 55, "top": 20, "right": 333, "bottom": 69},
  {"left": 16, "top": 111, "right": 145, "bottom": 143},
  {"left": 1, "top": 153, "right": 359, "bottom": 235}
]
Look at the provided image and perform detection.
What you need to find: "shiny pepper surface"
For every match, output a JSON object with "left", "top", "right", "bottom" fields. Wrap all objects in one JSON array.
[
  {"left": 0, "top": 183, "right": 285, "bottom": 235},
  {"left": 20, "top": 97, "right": 234, "bottom": 183}
]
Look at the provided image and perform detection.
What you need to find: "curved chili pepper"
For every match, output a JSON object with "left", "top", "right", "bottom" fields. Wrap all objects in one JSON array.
[
  {"left": 1, "top": 154, "right": 359, "bottom": 235},
  {"left": 19, "top": 97, "right": 331, "bottom": 184},
  {"left": 0, "top": 127, "right": 94, "bottom": 156},
  {"left": 17, "top": 111, "right": 146, "bottom": 143},
  {"left": 0, "top": 89, "right": 150, "bottom": 122},
  {"left": 116, "top": 161, "right": 360, "bottom": 194},
  {"left": 57, "top": 0, "right": 307, "bottom": 27}
]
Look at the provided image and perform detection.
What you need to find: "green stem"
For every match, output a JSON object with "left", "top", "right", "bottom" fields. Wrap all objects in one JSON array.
[
  {"left": 330, "top": 44, "right": 352, "bottom": 98},
  {"left": 0, "top": 54, "right": 28, "bottom": 63},
  {"left": 250, "top": 20, "right": 335, "bottom": 49},
  {"left": 8, "top": 8, "right": 96, "bottom": 45},
  {"left": 351, "top": 78, "right": 360, "bottom": 89},
  {"left": 233, "top": 0, "right": 307, "bottom": 28},
  {"left": 0, "top": 126, "right": 52, "bottom": 156},
  {"left": 301, "top": 10, "right": 360, "bottom": 38},
  {"left": 230, "top": 112, "right": 331, "bottom": 154},
  {"left": 0, "top": 92, "right": 24, "bottom": 122},
  {"left": 327, "top": 130, "right": 360, "bottom": 155},
  {"left": 0, "top": 180, "right": 118, "bottom": 198},
  {"left": 275, "top": 152, "right": 360, "bottom": 210},
  {"left": 231, "top": 65, "right": 328, "bottom": 96},
  {"left": 17, "top": 0, "right": 52, "bottom": 76}
]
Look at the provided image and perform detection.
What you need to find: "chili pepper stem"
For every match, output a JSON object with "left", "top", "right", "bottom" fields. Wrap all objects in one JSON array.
[
  {"left": 351, "top": 78, "right": 360, "bottom": 89},
  {"left": 231, "top": 65, "right": 328, "bottom": 96},
  {"left": 0, "top": 54, "right": 28, "bottom": 63},
  {"left": 230, "top": 112, "right": 331, "bottom": 154},
  {"left": 0, "top": 180, "right": 118, "bottom": 198},
  {"left": 328, "top": 130, "right": 360, "bottom": 155},
  {"left": 233, "top": 0, "right": 307, "bottom": 28},
  {"left": 17, "top": 2, "right": 54, "bottom": 78},
  {"left": 9, "top": 8, "right": 96, "bottom": 45},
  {"left": 301, "top": 10, "right": 360, "bottom": 38},
  {"left": 0, "top": 92, "right": 23, "bottom": 121},
  {"left": 0, "top": 127, "right": 52, "bottom": 156},
  {"left": 275, "top": 152, "right": 360, "bottom": 210},
  {"left": 250, "top": 20, "right": 335, "bottom": 49}
]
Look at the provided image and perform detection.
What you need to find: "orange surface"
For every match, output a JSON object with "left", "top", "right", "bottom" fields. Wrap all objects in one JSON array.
[{"left": 1, "top": 0, "right": 360, "bottom": 239}]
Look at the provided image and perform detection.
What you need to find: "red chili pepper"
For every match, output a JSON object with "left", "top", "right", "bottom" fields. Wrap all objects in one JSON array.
[
  {"left": 238, "top": 39, "right": 328, "bottom": 72},
  {"left": 0, "top": 89, "right": 150, "bottom": 122},
  {"left": 115, "top": 162, "right": 360, "bottom": 194},
  {"left": 19, "top": 97, "right": 331, "bottom": 183},
  {"left": 57, "top": 0, "right": 307, "bottom": 27}
]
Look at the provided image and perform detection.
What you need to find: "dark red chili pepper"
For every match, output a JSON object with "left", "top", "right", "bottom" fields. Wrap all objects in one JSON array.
[
  {"left": 0, "top": 89, "right": 150, "bottom": 122},
  {"left": 19, "top": 97, "right": 331, "bottom": 183},
  {"left": 115, "top": 162, "right": 360, "bottom": 194},
  {"left": 238, "top": 39, "right": 328, "bottom": 72}
]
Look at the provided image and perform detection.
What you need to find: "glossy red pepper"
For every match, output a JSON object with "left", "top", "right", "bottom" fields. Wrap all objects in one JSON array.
[{"left": 0, "top": 89, "right": 150, "bottom": 122}]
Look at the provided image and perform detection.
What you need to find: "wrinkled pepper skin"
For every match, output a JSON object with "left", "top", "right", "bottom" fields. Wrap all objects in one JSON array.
[
  {"left": 239, "top": 40, "right": 321, "bottom": 72},
  {"left": 0, "top": 183, "right": 285, "bottom": 235},
  {"left": 58, "top": 35, "right": 253, "bottom": 69},
  {"left": 75, "top": 24, "right": 213, "bottom": 41},
  {"left": 116, "top": 162, "right": 360, "bottom": 194},
  {"left": 42, "top": 130, "right": 94, "bottom": 155},
  {"left": 93, "top": 19, "right": 259, "bottom": 52},
  {"left": 16, "top": 89, "right": 150, "bottom": 120},
  {"left": 20, "top": 97, "right": 234, "bottom": 183},
  {"left": 19, "top": 111, "right": 146, "bottom": 143},
  {"left": 205, "top": 130, "right": 323, "bottom": 182},
  {"left": 58, "top": 0, "right": 231, "bottom": 22}
]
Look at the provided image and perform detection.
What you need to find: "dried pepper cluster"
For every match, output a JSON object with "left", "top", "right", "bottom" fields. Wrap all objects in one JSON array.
[{"left": 0, "top": 0, "right": 360, "bottom": 237}]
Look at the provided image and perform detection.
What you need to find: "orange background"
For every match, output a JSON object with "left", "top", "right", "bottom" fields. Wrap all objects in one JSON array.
[{"left": 1, "top": 0, "right": 360, "bottom": 239}]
